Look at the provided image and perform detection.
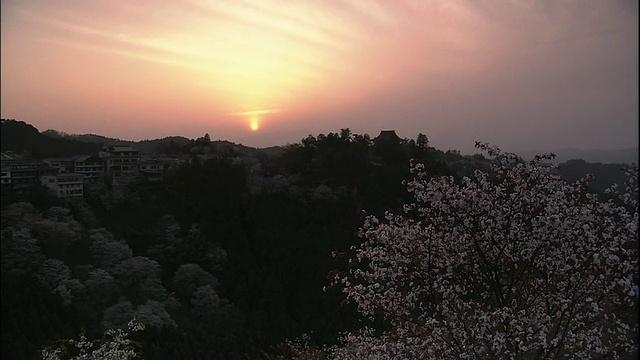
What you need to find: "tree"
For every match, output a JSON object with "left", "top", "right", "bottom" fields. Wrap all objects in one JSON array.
[
  {"left": 41, "top": 320, "right": 145, "bottom": 360},
  {"left": 112, "top": 256, "right": 167, "bottom": 304},
  {"left": 133, "top": 300, "right": 176, "bottom": 329},
  {"left": 101, "top": 302, "right": 136, "bottom": 331},
  {"left": 416, "top": 133, "right": 429, "bottom": 149},
  {"left": 147, "top": 216, "right": 182, "bottom": 273},
  {"left": 89, "top": 229, "right": 133, "bottom": 271},
  {"left": 34, "top": 259, "right": 71, "bottom": 293},
  {"left": 190, "top": 285, "right": 222, "bottom": 318},
  {"left": 170, "top": 264, "right": 219, "bottom": 304},
  {"left": 30, "top": 216, "right": 82, "bottom": 261},
  {"left": 195, "top": 133, "right": 211, "bottom": 145},
  {"left": 84, "top": 269, "right": 119, "bottom": 309},
  {"left": 330, "top": 143, "right": 638, "bottom": 359},
  {"left": 1, "top": 227, "right": 45, "bottom": 277}
]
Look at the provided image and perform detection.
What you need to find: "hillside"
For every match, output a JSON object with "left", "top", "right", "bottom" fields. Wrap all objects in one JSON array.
[
  {"left": 1, "top": 119, "right": 102, "bottom": 158},
  {"left": 555, "top": 159, "right": 632, "bottom": 193},
  {"left": 2, "top": 118, "right": 632, "bottom": 194},
  {"left": 41, "top": 129, "right": 192, "bottom": 154},
  {"left": 41, "top": 128, "right": 281, "bottom": 157},
  {"left": 0, "top": 120, "right": 281, "bottom": 158}
]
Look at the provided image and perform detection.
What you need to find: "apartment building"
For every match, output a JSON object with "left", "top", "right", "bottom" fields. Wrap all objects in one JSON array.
[
  {"left": 41, "top": 173, "right": 84, "bottom": 198},
  {"left": 73, "top": 155, "right": 105, "bottom": 181},
  {"left": 99, "top": 146, "right": 141, "bottom": 173},
  {"left": 1, "top": 160, "right": 57, "bottom": 194}
]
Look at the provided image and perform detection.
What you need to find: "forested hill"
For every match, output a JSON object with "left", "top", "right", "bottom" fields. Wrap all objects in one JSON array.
[
  {"left": 2, "top": 118, "right": 278, "bottom": 157},
  {"left": 2, "top": 118, "right": 634, "bottom": 193},
  {"left": 41, "top": 130, "right": 192, "bottom": 155},
  {"left": 1, "top": 119, "right": 102, "bottom": 158}
]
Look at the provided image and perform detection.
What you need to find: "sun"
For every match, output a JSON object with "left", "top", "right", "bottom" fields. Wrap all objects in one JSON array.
[{"left": 250, "top": 117, "right": 260, "bottom": 131}]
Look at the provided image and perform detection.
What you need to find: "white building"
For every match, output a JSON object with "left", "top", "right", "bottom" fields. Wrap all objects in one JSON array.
[{"left": 41, "top": 173, "right": 84, "bottom": 198}]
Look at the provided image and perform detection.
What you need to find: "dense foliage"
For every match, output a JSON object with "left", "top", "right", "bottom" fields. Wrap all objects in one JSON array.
[
  {"left": 1, "top": 129, "right": 450, "bottom": 359},
  {"left": 2, "top": 127, "right": 637, "bottom": 359}
]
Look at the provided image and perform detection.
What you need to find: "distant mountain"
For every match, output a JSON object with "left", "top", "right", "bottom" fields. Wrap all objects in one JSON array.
[
  {"left": 517, "top": 147, "right": 638, "bottom": 164},
  {"left": 41, "top": 128, "right": 283, "bottom": 157},
  {"left": 42, "top": 130, "right": 192, "bottom": 154},
  {"left": 120, "top": 136, "right": 191, "bottom": 154},
  {"left": 259, "top": 146, "right": 285, "bottom": 158},
  {"left": 555, "top": 159, "right": 632, "bottom": 193},
  {"left": 43, "top": 130, "right": 135, "bottom": 146}
]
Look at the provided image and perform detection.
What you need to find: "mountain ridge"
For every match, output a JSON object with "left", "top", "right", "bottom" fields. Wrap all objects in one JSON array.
[
  {"left": 2, "top": 118, "right": 636, "bottom": 164},
  {"left": 516, "top": 147, "right": 638, "bottom": 165}
]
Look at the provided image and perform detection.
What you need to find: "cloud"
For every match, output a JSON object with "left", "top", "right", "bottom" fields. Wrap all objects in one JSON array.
[{"left": 1, "top": 0, "right": 636, "bottom": 151}]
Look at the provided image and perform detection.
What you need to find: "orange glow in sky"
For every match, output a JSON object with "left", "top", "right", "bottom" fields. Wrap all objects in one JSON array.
[{"left": 1, "top": 1, "right": 637, "bottom": 152}]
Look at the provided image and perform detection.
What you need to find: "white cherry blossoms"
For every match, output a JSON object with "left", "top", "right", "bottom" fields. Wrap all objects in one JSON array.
[
  {"left": 41, "top": 320, "right": 145, "bottom": 360},
  {"left": 330, "top": 143, "right": 638, "bottom": 359}
]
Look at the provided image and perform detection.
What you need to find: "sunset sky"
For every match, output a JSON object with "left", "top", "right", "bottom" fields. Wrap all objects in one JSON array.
[{"left": 1, "top": 0, "right": 638, "bottom": 153}]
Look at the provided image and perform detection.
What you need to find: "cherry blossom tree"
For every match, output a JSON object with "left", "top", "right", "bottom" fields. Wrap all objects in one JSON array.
[
  {"left": 41, "top": 320, "right": 145, "bottom": 360},
  {"left": 330, "top": 143, "right": 638, "bottom": 359}
]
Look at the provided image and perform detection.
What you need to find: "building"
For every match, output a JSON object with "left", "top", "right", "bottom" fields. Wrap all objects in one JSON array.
[
  {"left": 373, "top": 130, "right": 401, "bottom": 146},
  {"left": 41, "top": 173, "right": 84, "bottom": 198},
  {"left": 44, "top": 155, "right": 107, "bottom": 181},
  {"left": 139, "top": 157, "right": 181, "bottom": 182},
  {"left": 72, "top": 155, "right": 105, "bottom": 181},
  {"left": 139, "top": 157, "right": 165, "bottom": 182},
  {"left": 99, "top": 146, "right": 141, "bottom": 184},
  {"left": 371, "top": 130, "right": 404, "bottom": 165},
  {"left": 1, "top": 166, "right": 11, "bottom": 195},
  {"left": 43, "top": 157, "right": 75, "bottom": 173},
  {"left": 0, "top": 160, "right": 57, "bottom": 194},
  {"left": 99, "top": 146, "right": 141, "bottom": 173}
]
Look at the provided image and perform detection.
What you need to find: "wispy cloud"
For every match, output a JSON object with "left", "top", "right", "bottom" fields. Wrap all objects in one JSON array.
[
  {"left": 226, "top": 109, "right": 281, "bottom": 117},
  {"left": 2, "top": 0, "right": 636, "bottom": 150}
]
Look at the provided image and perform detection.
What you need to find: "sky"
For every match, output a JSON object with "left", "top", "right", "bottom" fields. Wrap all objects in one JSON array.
[{"left": 1, "top": 0, "right": 638, "bottom": 154}]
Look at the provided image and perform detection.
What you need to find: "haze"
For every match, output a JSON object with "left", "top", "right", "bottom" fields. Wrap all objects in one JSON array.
[{"left": 1, "top": 0, "right": 637, "bottom": 154}]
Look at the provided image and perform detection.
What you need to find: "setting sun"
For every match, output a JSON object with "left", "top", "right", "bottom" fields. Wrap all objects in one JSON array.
[{"left": 250, "top": 117, "right": 259, "bottom": 131}]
